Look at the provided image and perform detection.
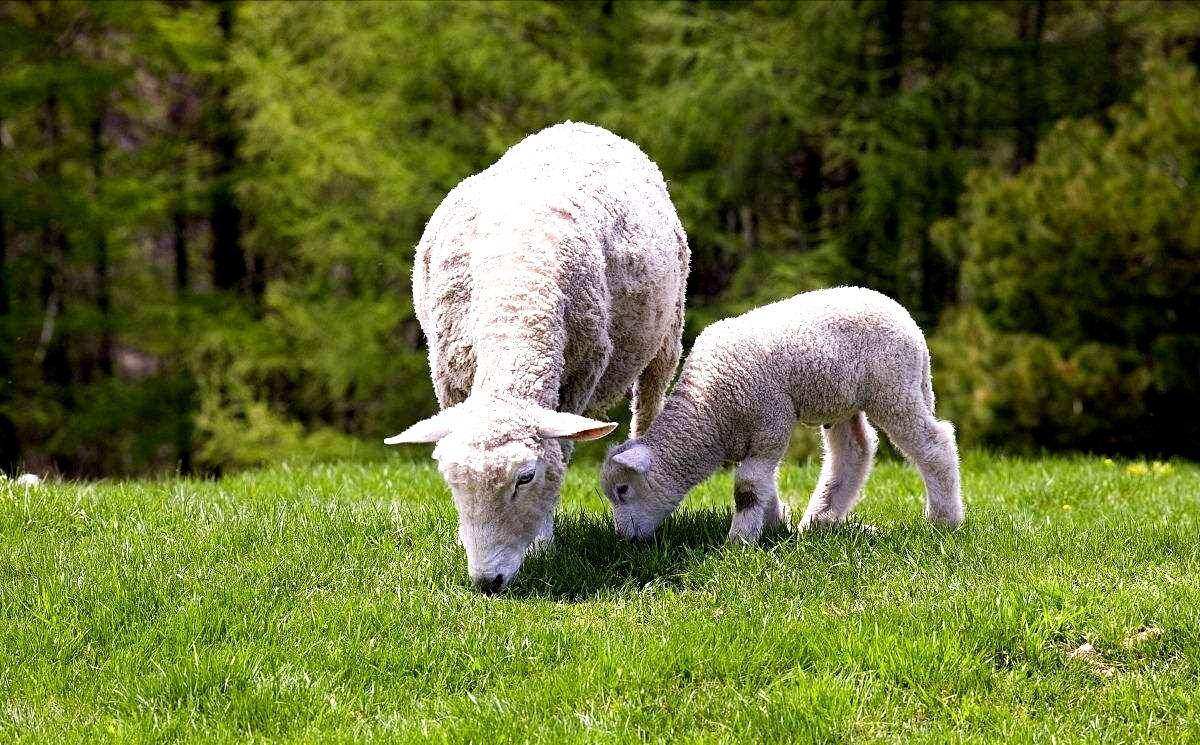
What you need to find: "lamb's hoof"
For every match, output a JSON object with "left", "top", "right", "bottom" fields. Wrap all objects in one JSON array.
[
  {"left": 765, "top": 501, "right": 792, "bottom": 531},
  {"left": 725, "top": 530, "right": 761, "bottom": 546},
  {"left": 926, "top": 506, "right": 965, "bottom": 529},
  {"left": 799, "top": 516, "right": 878, "bottom": 536},
  {"left": 797, "top": 515, "right": 833, "bottom": 533}
]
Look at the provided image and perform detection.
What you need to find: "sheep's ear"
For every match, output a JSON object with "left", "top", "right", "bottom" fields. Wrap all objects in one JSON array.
[
  {"left": 611, "top": 444, "right": 651, "bottom": 474},
  {"left": 384, "top": 408, "right": 460, "bottom": 445},
  {"left": 535, "top": 410, "right": 618, "bottom": 442}
]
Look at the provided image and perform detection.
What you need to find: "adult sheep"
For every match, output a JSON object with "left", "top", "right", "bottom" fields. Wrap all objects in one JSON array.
[{"left": 386, "top": 122, "right": 689, "bottom": 594}]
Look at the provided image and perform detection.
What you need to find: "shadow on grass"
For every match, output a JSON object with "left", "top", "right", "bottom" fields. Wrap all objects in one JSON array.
[
  {"left": 509, "top": 507, "right": 879, "bottom": 601},
  {"left": 510, "top": 508, "right": 730, "bottom": 601}
]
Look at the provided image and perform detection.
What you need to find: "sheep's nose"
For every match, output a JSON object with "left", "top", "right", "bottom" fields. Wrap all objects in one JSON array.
[{"left": 473, "top": 573, "right": 505, "bottom": 595}]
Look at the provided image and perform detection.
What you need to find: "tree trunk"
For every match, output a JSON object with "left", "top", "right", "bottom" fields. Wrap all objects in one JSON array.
[
  {"left": 172, "top": 209, "right": 194, "bottom": 475},
  {"left": 1099, "top": 0, "right": 1121, "bottom": 125},
  {"left": 36, "top": 92, "right": 72, "bottom": 388},
  {"left": 210, "top": 0, "right": 246, "bottom": 293},
  {"left": 878, "top": 0, "right": 905, "bottom": 293},
  {"left": 91, "top": 112, "right": 113, "bottom": 376},
  {"left": 0, "top": 113, "right": 17, "bottom": 473},
  {"left": 1015, "top": 0, "right": 1047, "bottom": 168},
  {"left": 880, "top": 0, "right": 905, "bottom": 96},
  {"left": 0, "top": 115, "right": 10, "bottom": 318}
]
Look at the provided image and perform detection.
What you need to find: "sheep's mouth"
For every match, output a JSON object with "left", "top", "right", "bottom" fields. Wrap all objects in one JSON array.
[{"left": 613, "top": 511, "right": 650, "bottom": 542}]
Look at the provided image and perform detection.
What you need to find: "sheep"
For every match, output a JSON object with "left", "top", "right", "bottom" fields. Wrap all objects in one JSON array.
[
  {"left": 601, "top": 286, "right": 963, "bottom": 544},
  {"left": 385, "top": 122, "right": 689, "bottom": 593}
]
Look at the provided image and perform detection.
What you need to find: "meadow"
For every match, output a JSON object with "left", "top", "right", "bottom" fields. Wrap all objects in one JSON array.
[{"left": 2, "top": 452, "right": 1198, "bottom": 742}]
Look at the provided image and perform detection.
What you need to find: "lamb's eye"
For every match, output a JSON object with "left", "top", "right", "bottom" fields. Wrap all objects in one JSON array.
[
  {"left": 615, "top": 484, "right": 629, "bottom": 497},
  {"left": 515, "top": 471, "right": 535, "bottom": 486}
]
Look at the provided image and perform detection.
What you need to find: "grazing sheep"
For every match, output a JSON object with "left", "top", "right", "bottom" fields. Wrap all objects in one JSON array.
[
  {"left": 386, "top": 122, "right": 689, "bottom": 593},
  {"left": 601, "top": 286, "right": 963, "bottom": 543}
]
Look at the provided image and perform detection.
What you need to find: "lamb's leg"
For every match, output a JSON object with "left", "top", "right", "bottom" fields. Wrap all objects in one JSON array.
[
  {"left": 874, "top": 409, "right": 963, "bottom": 527},
  {"left": 799, "top": 412, "right": 878, "bottom": 530},
  {"left": 729, "top": 457, "right": 787, "bottom": 544},
  {"left": 630, "top": 334, "right": 682, "bottom": 438}
]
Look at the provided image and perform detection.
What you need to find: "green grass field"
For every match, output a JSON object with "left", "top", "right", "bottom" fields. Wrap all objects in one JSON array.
[{"left": 2, "top": 452, "right": 1199, "bottom": 742}]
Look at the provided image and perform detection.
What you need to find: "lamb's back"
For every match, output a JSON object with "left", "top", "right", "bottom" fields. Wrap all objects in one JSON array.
[{"left": 684, "top": 287, "right": 926, "bottom": 421}]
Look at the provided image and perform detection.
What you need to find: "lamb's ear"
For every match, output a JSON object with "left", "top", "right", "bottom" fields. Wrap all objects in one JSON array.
[
  {"left": 384, "top": 408, "right": 460, "bottom": 445},
  {"left": 611, "top": 443, "right": 651, "bottom": 474},
  {"left": 535, "top": 410, "right": 618, "bottom": 442}
]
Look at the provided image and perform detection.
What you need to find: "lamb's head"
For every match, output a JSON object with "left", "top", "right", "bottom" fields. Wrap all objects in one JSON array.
[
  {"left": 386, "top": 400, "right": 615, "bottom": 594},
  {"left": 601, "top": 440, "right": 677, "bottom": 540}
]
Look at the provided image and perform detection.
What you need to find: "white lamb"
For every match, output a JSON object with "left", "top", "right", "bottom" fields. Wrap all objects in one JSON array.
[
  {"left": 385, "top": 123, "right": 689, "bottom": 593},
  {"left": 601, "top": 286, "right": 963, "bottom": 543}
]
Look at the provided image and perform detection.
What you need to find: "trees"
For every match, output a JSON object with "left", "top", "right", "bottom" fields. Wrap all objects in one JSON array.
[
  {"left": 934, "top": 57, "right": 1200, "bottom": 456},
  {"left": 0, "top": 1, "right": 221, "bottom": 474},
  {"left": 1, "top": 0, "right": 1198, "bottom": 474}
]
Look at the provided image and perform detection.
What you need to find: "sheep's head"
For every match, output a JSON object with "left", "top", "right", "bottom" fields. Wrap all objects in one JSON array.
[
  {"left": 601, "top": 440, "right": 675, "bottom": 540},
  {"left": 385, "top": 399, "right": 615, "bottom": 594}
]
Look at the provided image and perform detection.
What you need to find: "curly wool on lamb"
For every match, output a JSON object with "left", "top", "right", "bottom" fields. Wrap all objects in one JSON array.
[{"left": 602, "top": 286, "right": 963, "bottom": 543}]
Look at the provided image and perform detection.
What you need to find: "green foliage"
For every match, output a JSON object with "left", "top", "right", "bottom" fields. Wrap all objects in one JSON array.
[
  {"left": 2, "top": 1, "right": 1199, "bottom": 474},
  {"left": 2, "top": 456, "right": 1199, "bottom": 739},
  {"left": 935, "top": 57, "right": 1200, "bottom": 456},
  {"left": 931, "top": 308, "right": 1154, "bottom": 453}
]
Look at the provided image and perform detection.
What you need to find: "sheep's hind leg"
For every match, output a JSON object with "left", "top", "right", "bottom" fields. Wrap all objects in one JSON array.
[
  {"left": 729, "top": 457, "right": 787, "bottom": 544},
  {"left": 874, "top": 409, "right": 963, "bottom": 527},
  {"left": 799, "top": 413, "right": 878, "bottom": 531}
]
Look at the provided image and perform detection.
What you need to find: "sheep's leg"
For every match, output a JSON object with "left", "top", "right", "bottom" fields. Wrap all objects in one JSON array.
[
  {"left": 799, "top": 412, "right": 878, "bottom": 530},
  {"left": 631, "top": 333, "right": 682, "bottom": 438},
  {"left": 729, "top": 457, "right": 786, "bottom": 544},
  {"left": 874, "top": 409, "right": 963, "bottom": 527}
]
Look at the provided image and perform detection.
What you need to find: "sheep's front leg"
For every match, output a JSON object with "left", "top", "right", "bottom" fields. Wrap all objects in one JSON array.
[{"left": 729, "top": 457, "right": 788, "bottom": 544}]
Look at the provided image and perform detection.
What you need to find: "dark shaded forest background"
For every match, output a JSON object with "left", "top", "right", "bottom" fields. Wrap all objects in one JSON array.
[{"left": 2, "top": 0, "right": 1199, "bottom": 477}]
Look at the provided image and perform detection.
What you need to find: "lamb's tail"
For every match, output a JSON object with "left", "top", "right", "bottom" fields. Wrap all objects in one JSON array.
[{"left": 921, "top": 351, "right": 935, "bottom": 412}]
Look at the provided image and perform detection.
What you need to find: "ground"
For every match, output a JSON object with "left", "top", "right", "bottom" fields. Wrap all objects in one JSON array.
[{"left": 2, "top": 452, "right": 1198, "bottom": 742}]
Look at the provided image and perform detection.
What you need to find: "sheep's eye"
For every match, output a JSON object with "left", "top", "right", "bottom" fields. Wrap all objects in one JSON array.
[{"left": 515, "top": 471, "right": 535, "bottom": 486}]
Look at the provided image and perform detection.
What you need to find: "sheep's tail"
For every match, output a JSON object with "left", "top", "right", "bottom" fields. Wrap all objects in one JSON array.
[{"left": 921, "top": 350, "right": 935, "bottom": 412}]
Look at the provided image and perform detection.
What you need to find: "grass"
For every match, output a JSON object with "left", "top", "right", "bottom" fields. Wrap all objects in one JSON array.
[{"left": 2, "top": 452, "right": 1199, "bottom": 743}]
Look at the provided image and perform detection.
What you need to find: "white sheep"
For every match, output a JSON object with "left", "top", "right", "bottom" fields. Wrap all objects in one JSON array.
[
  {"left": 385, "top": 122, "right": 689, "bottom": 593},
  {"left": 601, "top": 286, "right": 963, "bottom": 543}
]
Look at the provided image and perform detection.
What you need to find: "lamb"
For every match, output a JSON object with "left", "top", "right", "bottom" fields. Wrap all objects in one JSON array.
[
  {"left": 601, "top": 286, "right": 963, "bottom": 543},
  {"left": 385, "top": 122, "right": 689, "bottom": 593}
]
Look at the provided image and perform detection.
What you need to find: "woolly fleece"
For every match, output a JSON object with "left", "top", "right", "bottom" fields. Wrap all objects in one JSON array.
[
  {"left": 602, "top": 286, "right": 963, "bottom": 543},
  {"left": 388, "top": 122, "right": 689, "bottom": 591}
]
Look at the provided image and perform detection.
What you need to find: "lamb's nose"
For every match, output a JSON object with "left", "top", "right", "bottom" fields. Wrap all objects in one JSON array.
[{"left": 473, "top": 573, "right": 505, "bottom": 595}]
